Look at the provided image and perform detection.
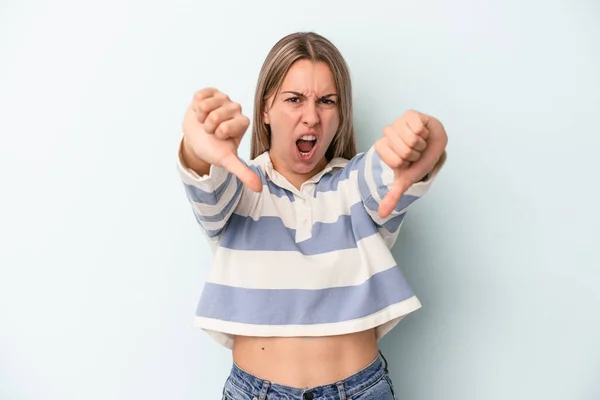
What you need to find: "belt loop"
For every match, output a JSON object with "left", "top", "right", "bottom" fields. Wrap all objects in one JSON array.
[
  {"left": 336, "top": 381, "right": 346, "bottom": 400},
  {"left": 258, "top": 380, "right": 270, "bottom": 400},
  {"left": 379, "top": 349, "right": 389, "bottom": 374}
]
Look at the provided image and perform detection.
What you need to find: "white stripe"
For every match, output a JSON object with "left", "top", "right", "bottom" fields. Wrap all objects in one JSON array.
[
  {"left": 234, "top": 185, "right": 299, "bottom": 228},
  {"left": 194, "top": 296, "right": 422, "bottom": 349},
  {"left": 380, "top": 155, "right": 395, "bottom": 188},
  {"left": 312, "top": 169, "right": 362, "bottom": 223},
  {"left": 378, "top": 225, "right": 403, "bottom": 248},
  {"left": 404, "top": 177, "right": 434, "bottom": 197},
  {"left": 189, "top": 180, "right": 241, "bottom": 230},
  {"left": 198, "top": 228, "right": 220, "bottom": 253},
  {"left": 364, "top": 147, "right": 381, "bottom": 202},
  {"left": 206, "top": 234, "right": 397, "bottom": 290},
  {"left": 233, "top": 169, "right": 363, "bottom": 229},
  {"left": 177, "top": 152, "right": 230, "bottom": 190}
]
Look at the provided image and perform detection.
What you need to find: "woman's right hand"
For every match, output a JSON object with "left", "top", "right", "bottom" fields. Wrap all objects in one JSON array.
[{"left": 182, "top": 88, "right": 262, "bottom": 192}]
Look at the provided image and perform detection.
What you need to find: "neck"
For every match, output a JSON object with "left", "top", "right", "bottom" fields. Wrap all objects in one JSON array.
[{"left": 269, "top": 151, "right": 328, "bottom": 190}]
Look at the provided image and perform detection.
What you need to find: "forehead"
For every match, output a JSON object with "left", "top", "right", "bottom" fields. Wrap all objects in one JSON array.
[{"left": 280, "top": 59, "right": 337, "bottom": 94}]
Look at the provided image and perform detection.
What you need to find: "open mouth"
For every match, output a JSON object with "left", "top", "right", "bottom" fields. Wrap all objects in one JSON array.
[{"left": 296, "top": 134, "right": 317, "bottom": 159}]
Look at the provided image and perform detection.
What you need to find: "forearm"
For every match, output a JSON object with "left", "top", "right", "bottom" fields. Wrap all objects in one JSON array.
[
  {"left": 177, "top": 139, "right": 244, "bottom": 238},
  {"left": 355, "top": 145, "right": 441, "bottom": 227}
]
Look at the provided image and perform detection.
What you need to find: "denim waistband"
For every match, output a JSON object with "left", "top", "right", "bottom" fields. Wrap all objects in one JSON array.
[{"left": 224, "top": 351, "right": 389, "bottom": 400}]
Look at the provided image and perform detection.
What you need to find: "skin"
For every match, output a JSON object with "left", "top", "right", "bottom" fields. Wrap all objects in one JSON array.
[
  {"left": 263, "top": 60, "right": 340, "bottom": 189},
  {"left": 181, "top": 59, "right": 447, "bottom": 387}
]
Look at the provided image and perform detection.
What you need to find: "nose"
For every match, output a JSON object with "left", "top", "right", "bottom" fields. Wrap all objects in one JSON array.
[{"left": 302, "top": 101, "right": 320, "bottom": 127}]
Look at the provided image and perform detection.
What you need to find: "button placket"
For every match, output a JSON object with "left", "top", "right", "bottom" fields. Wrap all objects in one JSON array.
[{"left": 294, "top": 188, "right": 313, "bottom": 243}]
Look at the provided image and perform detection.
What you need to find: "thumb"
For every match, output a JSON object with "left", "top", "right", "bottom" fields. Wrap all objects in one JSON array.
[
  {"left": 220, "top": 153, "right": 263, "bottom": 193},
  {"left": 378, "top": 173, "right": 411, "bottom": 218}
]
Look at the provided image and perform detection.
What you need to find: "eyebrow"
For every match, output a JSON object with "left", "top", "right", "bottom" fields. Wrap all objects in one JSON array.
[{"left": 281, "top": 91, "right": 338, "bottom": 99}]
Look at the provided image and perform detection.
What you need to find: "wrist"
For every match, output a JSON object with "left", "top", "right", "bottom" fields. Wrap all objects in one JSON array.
[{"left": 180, "top": 135, "right": 211, "bottom": 176}]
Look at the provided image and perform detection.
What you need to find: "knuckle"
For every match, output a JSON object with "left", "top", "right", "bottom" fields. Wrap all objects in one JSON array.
[
  {"left": 206, "top": 113, "right": 219, "bottom": 128},
  {"left": 218, "top": 125, "right": 230, "bottom": 138},
  {"left": 390, "top": 158, "right": 403, "bottom": 168},
  {"left": 205, "top": 113, "right": 215, "bottom": 126},
  {"left": 401, "top": 147, "right": 412, "bottom": 159},
  {"left": 196, "top": 87, "right": 214, "bottom": 98},
  {"left": 383, "top": 126, "right": 394, "bottom": 138},
  {"left": 194, "top": 90, "right": 205, "bottom": 101},
  {"left": 406, "top": 109, "right": 419, "bottom": 119},
  {"left": 403, "top": 109, "right": 420, "bottom": 124},
  {"left": 197, "top": 101, "right": 210, "bottom": 113},
  {"left": 409, "top": 135, "right": 420, "bottom": 147},
  {"left": 195, "top": 112, "right": 206, "bottom": 124},
  {"left": 241, "top": 116, "right": 250, "bottom": 129}
]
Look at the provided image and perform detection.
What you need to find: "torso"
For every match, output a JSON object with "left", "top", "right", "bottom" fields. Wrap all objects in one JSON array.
[
  {"left": 232, "top": 328, "right": 380, "bottom": 388},
  {"left": 184, "top": 152, "right": 421, "bottom": 381}
]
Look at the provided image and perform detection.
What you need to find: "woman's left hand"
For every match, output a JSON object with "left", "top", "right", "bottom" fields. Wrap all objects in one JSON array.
[{"left": 374, "top": 110, "right": 448, "bottom": 218}]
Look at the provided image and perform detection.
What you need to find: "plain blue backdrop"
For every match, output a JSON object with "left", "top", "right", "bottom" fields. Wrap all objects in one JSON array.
[{"left": 1, "top": 0, "right": 598, "bottom": 399}]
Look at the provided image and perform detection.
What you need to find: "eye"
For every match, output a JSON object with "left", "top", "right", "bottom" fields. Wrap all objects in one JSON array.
[
  {"left": 285, "top": 97, "right": 302, "bottom": 103},
  {"left": 318, "top": 98, "right": 336, "bottom": 106}
]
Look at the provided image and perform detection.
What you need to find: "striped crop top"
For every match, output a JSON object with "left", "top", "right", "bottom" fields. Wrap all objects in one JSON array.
[{"left": 177, "top": 142, "right": 443, "bottom": 349}]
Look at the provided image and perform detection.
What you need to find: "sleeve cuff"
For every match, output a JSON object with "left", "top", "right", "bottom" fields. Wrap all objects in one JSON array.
[
  {"left": 368, "top": 145, "right": 446, "bottom": 197},
  {"left": 176, "top": 139, "right": 230, "bottom": 190}
]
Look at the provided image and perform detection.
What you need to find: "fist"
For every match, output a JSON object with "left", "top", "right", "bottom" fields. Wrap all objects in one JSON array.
[
  {"left": 182, "top": 88, "right": 262, "bottom": 192},
  {"left": 374, "top": 110, "right": 447, "bottom": 218}
]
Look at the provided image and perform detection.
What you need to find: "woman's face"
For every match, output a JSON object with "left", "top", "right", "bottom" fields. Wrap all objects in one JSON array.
[{"left": 264, "top": 59, "right": 340, "bottom": 182}]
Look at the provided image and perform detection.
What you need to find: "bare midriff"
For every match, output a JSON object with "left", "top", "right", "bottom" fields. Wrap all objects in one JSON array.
[{"left": 231, "top": 328, "right": 380, "bottom": 388}]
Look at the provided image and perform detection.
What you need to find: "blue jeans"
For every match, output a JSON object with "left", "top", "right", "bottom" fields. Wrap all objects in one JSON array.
[{"left": 221, "top": 351, "right": 397, "bottom": 400}]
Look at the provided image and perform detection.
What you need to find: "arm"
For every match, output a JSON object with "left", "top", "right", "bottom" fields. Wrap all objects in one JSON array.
[
  {"left": 356, "top": 145, "right": 446, "bottom": 234},
  {"left": 177, "top": 139, "right": 245, "bottom": 239},
  {"left": 177, "top": 88, "right": 262, "bottom": 241}
]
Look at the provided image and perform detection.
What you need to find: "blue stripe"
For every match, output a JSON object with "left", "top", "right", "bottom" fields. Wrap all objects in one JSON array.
[
  {"left": 267, "top": 180, "right": 295, "bottom": 202},
  {"left": 371, "top": 150, "right": 387, "bottom": 200},
  {"left": 357, "top": 158, "right": 375, "bottom": 209},
  {"left": 219, "top": 203, "right": 378, "bottom": 255},
  {"left": 379, "top": 212, "right": 406, "bottom": 232},
  {"left": 313, "top": 153, "right": 366, "bottom": 196},
  {"left": 184, "top": 172, "right": 233, "bottom": 206},
  {"left": 218, "top": 202, "right": 378, "bottom": 254},
  {"left": 248, "top": 164, "right": 295, "bottom": 202},
  {"left": 183, "top": 162, "right": 269, "bottom": 205},
  {"left": 196, "top": 266, "right": 415, "bottom": 325},
  {"left": 364, "top": 150, "right": 420, "bottom": 213},
  {"left": 192, "top": 179, "right": 244, "bottom": 223},
  {"left": 356, "top": 176, "right": 407, "bottom": 232}
]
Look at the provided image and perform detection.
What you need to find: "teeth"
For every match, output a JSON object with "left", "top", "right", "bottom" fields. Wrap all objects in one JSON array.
[{"left": 300, "top": 135, "right": 316, "bottom": 141}]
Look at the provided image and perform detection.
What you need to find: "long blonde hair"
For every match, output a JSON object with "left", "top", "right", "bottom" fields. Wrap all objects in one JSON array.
[{"left": 250, "top": 32, "right": 357, "bottom": 160}]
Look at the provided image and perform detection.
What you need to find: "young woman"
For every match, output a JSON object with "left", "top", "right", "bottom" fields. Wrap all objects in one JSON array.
[{"left": 178, "top": 31, "right": 447, "bottom": 400}]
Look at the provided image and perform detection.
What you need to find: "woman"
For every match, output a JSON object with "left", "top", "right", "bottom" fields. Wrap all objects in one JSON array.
[{"left": 178, "top": 32, "right": 447, "bottom": 400}]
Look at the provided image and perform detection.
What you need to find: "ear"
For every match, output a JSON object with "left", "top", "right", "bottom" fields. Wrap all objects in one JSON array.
[{"left": 263, "top": 110, "right": 270, "bottom": 124}]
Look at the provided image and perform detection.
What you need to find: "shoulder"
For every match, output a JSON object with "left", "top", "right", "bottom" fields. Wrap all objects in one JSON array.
[
  {"left": 327, "top": 150, "right": 369, "bottom": 177},
  {"left": 244, "top": 151, "right": 270, "bottom": 176}
]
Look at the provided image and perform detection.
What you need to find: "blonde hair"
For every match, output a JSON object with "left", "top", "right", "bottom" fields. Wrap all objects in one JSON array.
[{"left": 250, "top": 32, "right": 357, "bottom": 160}]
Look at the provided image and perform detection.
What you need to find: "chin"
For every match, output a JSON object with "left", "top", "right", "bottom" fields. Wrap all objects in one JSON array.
[{"left": 292, "top": 146, "right": 326, "bottom": 174}]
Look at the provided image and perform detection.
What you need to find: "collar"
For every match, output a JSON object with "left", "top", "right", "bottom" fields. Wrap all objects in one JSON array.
[{"left": 252, "top": 151, "right": 349, "bottom": 193}]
